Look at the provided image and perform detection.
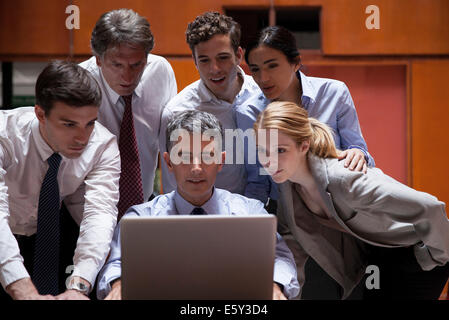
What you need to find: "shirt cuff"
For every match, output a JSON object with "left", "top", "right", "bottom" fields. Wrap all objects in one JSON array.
[
  {"left": 348, "top": 145, "right": 375, "bottom": 167},
  {"left": 273, "top": 266, "right": 300, "bottom": 299},
  {"left": 71, "top": 261, "right": 102, "bottom": 292},
  {"left": 0, "top": 260, "right": 30, "bottom": 290},
  {"left": 413, "top": 242, "right": 440, "bottom": 271},
  {"left": 96, "top": 263, "right": 122, "bottom": 300}
]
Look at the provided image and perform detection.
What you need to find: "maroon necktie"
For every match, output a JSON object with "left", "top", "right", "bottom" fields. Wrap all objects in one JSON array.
[{"left": 117, "top": 95, "right": 144, "bottom": 220}]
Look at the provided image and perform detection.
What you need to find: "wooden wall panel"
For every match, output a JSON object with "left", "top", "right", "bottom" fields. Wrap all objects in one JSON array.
[
  {"left": 319, "top": 0, "right": 449, "bottom": 55},
  {"left": 0, "top": 0, "right": 70, "bottom": 56},
  {"left": 3, "top": 0, "right": 448, "bottom": 57},
  {"left": 166, "top": 58, "right": 199, "bottom": 92},
  {"left": 411, "top": 60, "right": 449, "bottom": 211}
]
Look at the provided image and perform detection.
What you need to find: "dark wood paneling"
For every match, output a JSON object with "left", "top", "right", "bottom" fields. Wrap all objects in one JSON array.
[{"left": 0, "top": 0, "right": 71, "bottom": 56}]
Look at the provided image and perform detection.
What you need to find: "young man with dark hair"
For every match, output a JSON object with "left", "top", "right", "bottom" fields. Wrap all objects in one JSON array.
[
  {"left": 159, "top": 11, "right": 263, "bottom": 197},
  {"left": 0, "top": 61, "right": 120, "bottom": 300}
]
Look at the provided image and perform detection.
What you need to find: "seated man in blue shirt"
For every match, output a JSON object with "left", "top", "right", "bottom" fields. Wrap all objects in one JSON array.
[{"left": 96, "top": 110, "right": 300, "bottom": 300}]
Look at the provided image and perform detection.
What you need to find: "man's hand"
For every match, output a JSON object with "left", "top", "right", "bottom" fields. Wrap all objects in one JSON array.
[
  {"left": 56, "top": 289, "right": 90, "bottom": 300},
  {"left": 272, "top": 282, "right": 287, "bottom": 300},
  {"left": 6, "top": 278, "right": 56, "bottom": 300},
  {"left": 105, "top": 279, "right": 122, "bottom": 300},
  {"left": 338, "top": 148, "right": 367, "bottom": 173}
]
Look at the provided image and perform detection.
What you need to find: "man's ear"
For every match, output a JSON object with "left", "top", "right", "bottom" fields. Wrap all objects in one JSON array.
[
  {"left": 95, "top": 55, "right": 102, "bottom": 67},
  {"left": 163, "top": 152, "right": 174, "bottom": 172},
  {"left": 34, "top": 105, "right": 46, "bottom": 123},
  {"left": 192, "top": 52, "right": 198, "bottom": 70},
  {"left": 235, "top": 46, "right": 243, "bottom": 65},
  {"left": 217, "top": 151, "right": 226, "bottom": 172}
]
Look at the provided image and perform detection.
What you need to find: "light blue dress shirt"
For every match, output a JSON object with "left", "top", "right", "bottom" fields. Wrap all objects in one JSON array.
[
  {"left": 96, "top": 188, "right": 300, "bottom": 299},
  {"left": 236, "top": 71, "right": 375, "bottom": 204},
  {"left": 159, "top": 67, "right": 263, "bottom": 196}
]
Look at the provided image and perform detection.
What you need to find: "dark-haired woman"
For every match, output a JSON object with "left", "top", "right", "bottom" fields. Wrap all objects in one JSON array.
[{"left": 237, "top": 26, "right": 374, "bottom": 204}]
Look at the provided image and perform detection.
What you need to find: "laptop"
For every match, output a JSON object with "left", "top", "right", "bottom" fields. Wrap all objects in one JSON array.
[{"left": 120, "top": 214, "right": 277, "bottom": 300}]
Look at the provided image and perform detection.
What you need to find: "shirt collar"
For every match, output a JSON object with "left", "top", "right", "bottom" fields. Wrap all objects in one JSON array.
[
  {"left": 173, "top": 187, "right": 219, "bottom": 215},
  {"left": 197, "top": 66, "right": 247, "bottom": 104},
  {"left": 297, "top": 70, "right": 317, "bottom": 106},
  {"left": 30, "top": 118, "right": 65, "bottom": 162},
  {"left": 133, "top": 65, "right": 145, "bottom": 98},
  {"left": 98, "top": 67, "right": 142, "bottom": 105}
]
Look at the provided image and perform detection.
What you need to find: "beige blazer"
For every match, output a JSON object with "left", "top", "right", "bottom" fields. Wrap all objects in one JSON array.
[{"left": 278, "top": 154, "right": 449, "bottom": 299}]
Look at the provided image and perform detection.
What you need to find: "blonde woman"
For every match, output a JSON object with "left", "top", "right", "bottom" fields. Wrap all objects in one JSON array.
[{"left": 255, "top": 101, "right": 449, "bottom": 299}]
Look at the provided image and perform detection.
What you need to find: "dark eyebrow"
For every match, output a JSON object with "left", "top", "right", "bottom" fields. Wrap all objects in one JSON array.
[
  {"left": 198, "top": 52, "right": 232, "bottom": 59},
  {"left": 263, "top": 58, "right": 277, "bottom": 65},
  {"left": 248, "top": 58, "right": 277, "bottom": 68},
  {"left": 131, "top": 59, "right": 144, "bottom": 66},
  {"left": 60, "top": 117, "right": 98, "bottom": 124},
  {"left": 60, "top": 118, "right": 77, "bottom": 123}
]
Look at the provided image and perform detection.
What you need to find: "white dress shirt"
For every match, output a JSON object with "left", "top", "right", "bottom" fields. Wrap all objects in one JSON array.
[
  {"left": 159, "top": 67, "right": 262, "bottom": 195},
  {"left": 0, "top": 107, "right": 120, "bottom": 289},
  {"left": 80, "top": 54, "right": 177, "bottom": 200}
]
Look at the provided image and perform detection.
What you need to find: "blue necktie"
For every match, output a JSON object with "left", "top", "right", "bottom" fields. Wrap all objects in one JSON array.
[
  {"left": 190, "top": 207, "right": 206, "bottom": 215},
  {"left": 32, "top": 153, "right": 62, "bottom": 295}
]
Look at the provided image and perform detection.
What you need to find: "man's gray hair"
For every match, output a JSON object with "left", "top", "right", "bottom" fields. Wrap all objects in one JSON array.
[
  {"left": 166, "top": 110, "right": 223, "bottom": 152},
  {"left": 91, "top": 9, "right": 154, "bottom": 57}
]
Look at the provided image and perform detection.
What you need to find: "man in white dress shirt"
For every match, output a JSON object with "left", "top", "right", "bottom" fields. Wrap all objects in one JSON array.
[
  {"left": 159, "top": 11, "right": 263, "bottom": 196},
  {"left": 0, "top": 61, "right": 120, "bottom": 300},
  {"left": 80, "top": 9, "right": 177, "bottom": 218}
]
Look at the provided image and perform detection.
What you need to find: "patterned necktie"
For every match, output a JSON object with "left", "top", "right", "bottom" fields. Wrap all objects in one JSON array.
[
  {"left": 32, "top": 153, "right": 62, "bottom": 295},
  {"left": 190, "top": 207, "right": 206, "bottom": 215},
  {"left": 117, "top": 95, "right": 144, "bottom": 220}
]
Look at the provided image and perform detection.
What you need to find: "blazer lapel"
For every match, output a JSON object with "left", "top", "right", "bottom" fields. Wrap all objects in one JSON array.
[{"left": 307, "top": 154, "right": 338, "bottom": 220}]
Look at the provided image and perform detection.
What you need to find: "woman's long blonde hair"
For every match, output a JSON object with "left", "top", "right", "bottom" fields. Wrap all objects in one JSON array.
[{"left": 254, "top": 101, "right": 339, "bottom": 158}]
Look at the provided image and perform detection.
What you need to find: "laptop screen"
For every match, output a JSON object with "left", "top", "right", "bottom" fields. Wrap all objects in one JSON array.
[{"left": 120, "top": 215, "right": 277, "bottom": 300}]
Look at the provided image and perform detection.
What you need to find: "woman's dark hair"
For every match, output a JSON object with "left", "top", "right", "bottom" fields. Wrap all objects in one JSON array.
[
  {"left": 245, "top": 26, "right": 300, "bottom": 65},
  {"left": 35, "top": 60, "right": 102, "bottom": 115}
]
